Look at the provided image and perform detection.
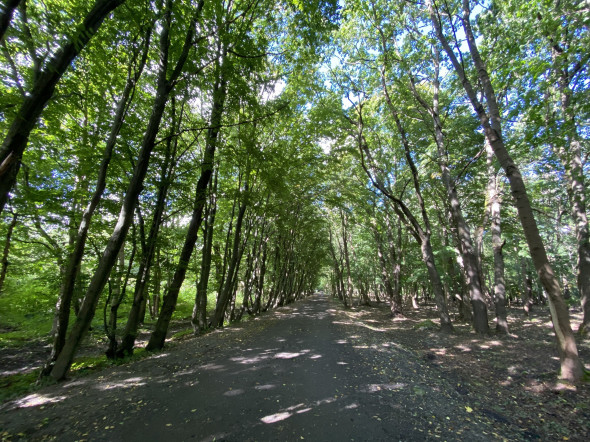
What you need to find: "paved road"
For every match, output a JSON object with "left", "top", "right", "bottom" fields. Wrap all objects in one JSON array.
[{"left": 0, "top": 294, "right": 510, "bottom": 441}]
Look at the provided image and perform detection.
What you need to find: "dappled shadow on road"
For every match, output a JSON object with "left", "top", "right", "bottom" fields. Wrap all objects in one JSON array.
[
  {"left": 3, "top": 294, "right": 428, "bottom": 440},
  {"left": 4, "top": 295, "right": 582, "bottom": 440}
]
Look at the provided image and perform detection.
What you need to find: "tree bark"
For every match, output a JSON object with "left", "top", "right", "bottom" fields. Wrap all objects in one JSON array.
[
  {"left": 191, "top": 171, "right": 218, "bottom": 333},
  {"left": 146, "top": 50, "right": 227, "bottom": 351},
  {"left": 339, "top": 209, "right": 354, "bottom": 308},
  {"left": 428, "top": 0, "right": 585, "bottom": 382},
  {"left": 534, "top": 0, "right": 590, "bottom": 337},
  {"left": 212, "top": 188, "right": 247, "bottom": 328},
  {"left": 42, "top": 26, "right": 150, "bottom": 374},
  {"left": 151, "top": 245, "right": 162, "bottom": 319},
  {"left": 253, "top": 236, "right": 268, "bottom": 314},
  {"left": 487, "top": 144, "right": 509, "bottom": 333},
  {"left": 0, "top": 212, "right": 17, "bottom": 293},
  {"left": 356, "top": 115, "right": 453, "bottom": 332},
  {"left": 372, "top": 219, "right": 402, "bottom": 315},
  {"left": 328, "top": 227, "right": 345, "bottom": 302},
  {"left": 551, "top": 50, "right": 590, "bottom": 336},
  {"left": 49, "top": 3, "right": 200, "bottom": 380},
  {"left": 105, "top": 240, "right": 135, "bottom": 359},
  {"left": 0, "top": 0, "right": 126, "bottom": 216},
  {"left": 405, "top": 49, "right": 488, "bottom": 333},
  {"left": 0, "top": 0, "right": 20, "bottom": 42},
  {"left": 117, "top": 111, "right": 178, "bottom": 357}
]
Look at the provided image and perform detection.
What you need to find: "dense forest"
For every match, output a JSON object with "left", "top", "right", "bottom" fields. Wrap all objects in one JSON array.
[{"left": 0, "top": 0, "right": 588, "bottom": 390}]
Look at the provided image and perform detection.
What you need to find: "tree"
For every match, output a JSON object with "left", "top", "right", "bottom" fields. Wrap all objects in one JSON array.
[
  {"left": 0, "top": 0, "right": 126, "bottom": 216},
  {"left": 427, "top": 0, "right": 585, "bottom": 382},
  {"left": 49, "top": 0, "right": 206, "bottom": 380},
  {"left": 42, "top": 22, "right": 152, "bottom": 373}
]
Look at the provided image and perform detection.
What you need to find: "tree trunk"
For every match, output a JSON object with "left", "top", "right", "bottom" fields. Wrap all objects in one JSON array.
[
  {"left": 388, "top": 215, "right": 403, "bottom": 313},
  {"left": 373, "top": 224, "right": 401, "bottom": 315},
  {"left": 0, "top": 0, "right": 126, "bottom": 216},
  {"left": 253, "top": 236, "right": 268, "bottom": 315},
  {"left": 487, "top": 144, "right": 508, "bottom": 334},
  {"left": 105, "top": 245, "right": 127, "bottom": 358},
  {"left": 395, "top": 119, "right": 453, "bottom": 333},
  {"left": 0, "top": 0, "right": 21, "bottom": 41},
  {"left": 371, "top": 68, "right": 453, "bottom": 332},
  {"left": 540, "top": 0, "right": 590, "bottom": 338},
  {"left": 42, "top": 29, "right": 150, "bottom": 373},
  {"left": 117, "top": 134, "right": 177, "bottom": 357},
  {"left": 0, "top": 212, "right": 17, "bottom": 293},
  {"left": 328, "top": 228, "right": 344, "bottom": 303},
  {"left": 191, "top": 171, "right": 218, "bottom": 333},
  {"left": 520, "top": 257, "right": 532, "bottom": 317},
  {"left": 340, "top": 209, "right": 354, "bottom": 308},
  {"left": 428, "top": 0, "right": 585, "bottom": 381},
  {"left": 151, "top": 245, "right": 162, "bottom": 319},
  {"left": 357, "top": 122, "right": 453, "bottom": 332},
  {"left": 49, "top": 4, "right": 200, "bottom": 380},
  {"left": 146, "top": 51, "right": 227, "bottom": 351},
  {"left": 564, "top": 134, "right": 590, "bottom": 335},
  {"left": 213, "top": 195, "right": 247, "bottom": 327},
  {"left": 404, "top": 49, "right": 488, "bottom": 334}
]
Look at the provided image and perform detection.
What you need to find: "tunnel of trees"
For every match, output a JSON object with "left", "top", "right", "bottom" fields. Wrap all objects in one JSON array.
[{"left": 0, "top": 0, "right": 588, "bottom": 383}]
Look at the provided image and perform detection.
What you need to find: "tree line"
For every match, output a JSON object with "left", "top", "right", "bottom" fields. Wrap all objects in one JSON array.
[
  {"left": 0, "top": 0, "right": 588, "bottom": 384},
  {"left": 320, "top": 0, "right": 588, "bottom": 383},
  {"left": 0, "top": 0, "right": 337, "bottom": 381}
]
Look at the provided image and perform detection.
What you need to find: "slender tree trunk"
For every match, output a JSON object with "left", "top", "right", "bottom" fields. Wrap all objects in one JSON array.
[
  {"left": 42, "top": 30, "right": 150, "bottom": 373},
  {"left": 263, "top": 242, "right": 282, "bottom": 312},
  {"left": 564, "top": 137, "right": 590, "bottom": 334},
  {"left": 520, "top": 257, "right": 531, "bottom": 317},
  {"left": 117, "top": 129, "right": 177, "bottom": 357},
  {"left": 340, "top": 209, "right": 354, "bottom": 308},
  {"left": 487, "top": 144, "right": 508, "bottom": 333},
  {"left": 241, "top": 218, "right": 263, "bottom": 317},
  {"left": 105, "top": 242, "right": 135, "bottom": 359},
  {"left": 429, "top": 0, "right": 585, "bottom": 381},
  {"left": 146, "top": 52, "right": 227, "bottom": 351},
  {"left": 401, "top": 48, "right": 489, "bottom": 333},
  {"left": 542, "top": 1, "right": 590, "bottom": 337},
  {"left": 557, "top": 80, "right": 590, "bottom": 336},
  {"left": 191, "top": 171, "right": 218, "bottom": 333},
  {"left": 431, "top": 60, "right": 488, "bottom": 333},
  {"left": 357, "top": 121, "right": 453, "bottom": 332},
  {"left": 373, "top": 224, "right": 401, "bottom": 315},
  {"left": 253, "top": 235, "right": 268, "bottom": 314},
  {"left": 236, "top": 243, "right": 256, "bottom": 321},
  {"left": 394, "top": 118, "right": 453, "bottom": 332},
  {"left": 328, "top": 228, "right": 344, "bottom": 303},
  {"left": 389, "top": 216, "right": 403, "bottom": 311},
  {"left": 49, "top": 4, "right": 200, "bottom": 379},
  {"left": 0, "top": 0, "right": 21, "bottom": 42},
  {"left": 0, "top": 0, "right": 126, "bottom": 216},
  {"left": 212, "top": 195, "right": 247, "bottom": 327},
  {"left": 375, "top": 231, "right": 397, "bottom": 313},
  {"left": 370, "top": 66, "right": 453, "bottom": 331},
  {"left": 0, "top": 212, "right": 17, "bottom": 293},
  {"left": 151, "top": 245, "right": 162, "bottom": 319}
]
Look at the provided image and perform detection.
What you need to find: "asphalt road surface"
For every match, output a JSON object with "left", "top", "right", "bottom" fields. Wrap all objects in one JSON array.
[{"left": 0, "top": 294, "right": 515, "bottom": 441}]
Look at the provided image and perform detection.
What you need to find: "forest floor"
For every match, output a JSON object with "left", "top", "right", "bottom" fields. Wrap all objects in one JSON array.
[{"left": 0, "top": 294, "right": 589, "bottom": 441}]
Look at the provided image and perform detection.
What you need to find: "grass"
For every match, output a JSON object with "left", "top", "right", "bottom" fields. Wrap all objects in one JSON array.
[
  {"left": 0, "top": 348, "right": 155, "bottom": 404},
  {"left": 0, "top": 276, "right": 54, "bottom": 347},
  {"left": 0, "top": 371, "right": 40, "bottom": 403},
  {"left": 413, "top": 319, "right": 438, "bottom": 330},
  {"left": 0, "top": 275, "right": 221, "bottom": 404}
]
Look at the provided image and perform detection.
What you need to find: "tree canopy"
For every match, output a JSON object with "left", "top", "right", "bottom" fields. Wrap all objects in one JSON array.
[{"left": 0, "top": 0, "right": 588, "bottom": 382}]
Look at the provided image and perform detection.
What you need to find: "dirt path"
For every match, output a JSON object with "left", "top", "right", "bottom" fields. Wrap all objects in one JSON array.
[{"left": 0, "top": 294, "right": 551, "bottom": 440}]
